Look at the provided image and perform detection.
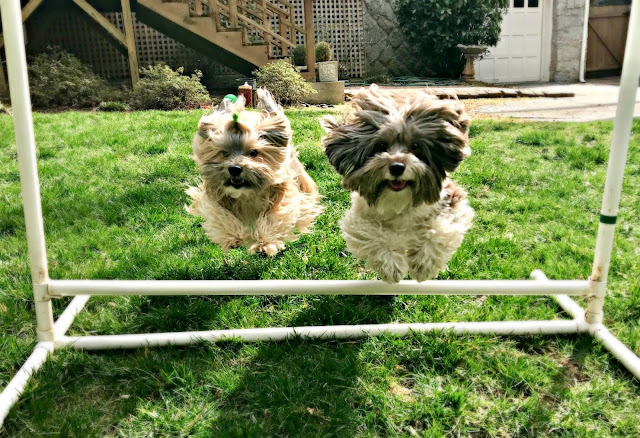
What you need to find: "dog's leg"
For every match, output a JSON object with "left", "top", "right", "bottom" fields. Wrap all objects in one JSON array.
[
  {"left": 407, "top": 245, "right": 446, "bottom": 283},
  {"left": 247, "top": 214, "right": 287, "bottom": 256},
  {"left": 407, "top": 200, "right": 474, "bottom": 282},
  {"left": 187, "top": 187, "right": 247, "bottom": 252},
  {"left": 341, "top": 209, "right": 408, "bottom": 283},
  {"left": 203, "top": 213, "right": 246, "bottom": 252}
]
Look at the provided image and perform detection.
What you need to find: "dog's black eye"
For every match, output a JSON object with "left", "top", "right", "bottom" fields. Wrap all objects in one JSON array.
[
  {"left": 221, "top": 151, "right": 229, "bottom": 158},
  {"left": 377, "top": 142, "right": 388, "bottom": 152},
  {"left": 249, "top": 149, "right": 259, "bottom": 157},
  {"left": 411, "top": 142, "right": 420, "bottom": 151}
]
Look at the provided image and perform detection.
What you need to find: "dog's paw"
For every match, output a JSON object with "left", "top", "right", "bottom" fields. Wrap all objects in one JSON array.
[
  {"left": 220, "top": 239, "right": 241, "bottom": 252},
  {"left": 408, "top": 262, "right": 440, "bottom": 283},
  {"left": 248, "top": 241, "right": 285, "bottom": 256},
  {"left": 407, "top": 248, "right": 447, "bottom": 282},
  {"left": 369, "top": 252, "right": 408, "bottom": 284}
]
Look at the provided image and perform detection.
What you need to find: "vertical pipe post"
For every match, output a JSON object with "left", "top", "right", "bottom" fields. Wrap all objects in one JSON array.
[
  {"left": 121, "top": 0, "right": 140, "bottom": 87},
  {"left": 303, "top": 0, "right": 315, "bottom": 81},
  {"left": 585, "top": 0, "right": 640, "bottom": 324},
  {"left": 1, "top": 0, "right": 55, "bottom": 341}
]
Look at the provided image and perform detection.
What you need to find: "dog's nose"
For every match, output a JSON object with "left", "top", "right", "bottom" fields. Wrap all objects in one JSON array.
[
  {"left": 228, "top": 165, "right": 243, "bottom": 176},
  {"left": 389, "top": 162, "right": 405, "bottom": 177}
]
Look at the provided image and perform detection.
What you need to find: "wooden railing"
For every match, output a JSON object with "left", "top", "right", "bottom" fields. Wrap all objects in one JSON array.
[{"left": 187, "top": 0, "right": 307, "bottom": 58}]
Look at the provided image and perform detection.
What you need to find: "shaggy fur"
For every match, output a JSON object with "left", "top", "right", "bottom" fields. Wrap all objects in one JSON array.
[
  {"left": 187, "top": 89, "right": 323, "bottom": 256},
  {"left": 322, "top": 85, "right": 474, "bottom": 282}
]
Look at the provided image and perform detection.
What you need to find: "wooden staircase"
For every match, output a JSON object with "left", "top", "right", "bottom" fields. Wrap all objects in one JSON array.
[{"left": 136, "top": 0, "right": 312, "bottom": 76}]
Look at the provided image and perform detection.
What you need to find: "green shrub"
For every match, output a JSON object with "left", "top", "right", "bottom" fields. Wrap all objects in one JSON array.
[
  {"left": 292, "top": 45, "right": 307, "bottom": 66},
  {"left": 27, "top": 48, "right": 117, "bottom": 108},
  {"left": 98, "top": 101, "right": 130, "bottom": 112},
  {"left": 393, "top": 0, "right": 508, "bottom": 77},
  {"left": 364, "top": 73, "right": 390, "bottom": 85},
  {"left": 315, "top": 41, "right": 333, "bottom": 62},
  {"left": 130, "top": 64, "right": 211, "bottom": 110},
  {"left": 253, "top": 60, "right": 316, "bottom": 106}
]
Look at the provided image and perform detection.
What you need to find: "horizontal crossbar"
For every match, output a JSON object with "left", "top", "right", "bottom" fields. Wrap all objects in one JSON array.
[
  {"left": 57, "top": 319, "right": 588, "bottom": 350},
  {"left": 47, "top": 279, "right": 591, "bottom": 297}
]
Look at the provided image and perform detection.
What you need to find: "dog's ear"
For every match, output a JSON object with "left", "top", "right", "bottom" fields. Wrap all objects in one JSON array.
[
  {"left": 254, "top": 88, "right": 291, "bottom": 147},
  {"left": 407, "top": 101, "right": 471, "bottom": 173},
  {"left": 349, "top": 85, "right": 396, "bottom": 115},
  {"left": 193, "top": 115, "right": 216, "bottom": 167},
  {"left": 320, "top": 115, "right": 338, "bottom": 133},
  {"left": 453, "top": 104, "right": 471, "bottom": 159},
  {"left": 197, "top": 113, "right": 216, "bottom": 133},
  {"left": 322, "top": 120, "right": 373, "bottom": 176},
  {"left": 256, "top": 88, "right": 281, "bottom": 113}
]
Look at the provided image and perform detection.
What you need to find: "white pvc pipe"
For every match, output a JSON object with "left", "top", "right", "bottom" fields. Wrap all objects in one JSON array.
[
  {"left": 57, "top": 320, "right": 586, "bottom": 350},
  {"left": 1, "top": 0, "right": 54, "bottom": 341},
  {"left": 53, "top": 295, "right": 90, "bottom": 337},
  {"left": 586, "top": 0, "right": 640, "bottom": 323},
  {"left": 47, "top": 279, "right": 591, "bottom": 297},
  {"left": 579, "top": 0, "right": 590, "bottom": 83},
  {"left": 530, "top": 270, "right": 585, "bottom": 321},
  {"left": 590, "top": 324, "right": 640, "bottom": 381},
  {"left": 0, "top": 342, "right": 53, "bottom": 426}
]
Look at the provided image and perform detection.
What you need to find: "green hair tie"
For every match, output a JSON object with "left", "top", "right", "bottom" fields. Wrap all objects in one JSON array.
[
  {"left": 232, "top": 113, "right": 239, "bottom": 123},
  {"left": 224, "top": 94, "right": 238, "bottom": 103}
]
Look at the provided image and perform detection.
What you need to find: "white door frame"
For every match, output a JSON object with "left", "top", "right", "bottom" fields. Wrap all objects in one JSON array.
[{"left": 540, "top": 0, "right": 553, "bottom": 81}]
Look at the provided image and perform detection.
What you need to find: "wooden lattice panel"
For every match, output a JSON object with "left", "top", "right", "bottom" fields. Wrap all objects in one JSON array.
[
  {"left": 30, "top": 12, "right": 234, "bottom": 79},
  {"left": 30, "top": 2, "right": 364, "bottom": 78},
  {"left": 289, "top": 0, "right": 365, "bottom": 77}
]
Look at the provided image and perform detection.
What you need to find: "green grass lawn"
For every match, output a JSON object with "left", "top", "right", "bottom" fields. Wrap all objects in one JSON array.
[{"left": 0, "top": 109, "right": 639, "bottom": 437}]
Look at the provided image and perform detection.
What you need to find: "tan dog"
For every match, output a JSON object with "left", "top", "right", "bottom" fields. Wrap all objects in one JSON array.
[{"left": 187, "top": 89, "right": 323, "bottom": 256}]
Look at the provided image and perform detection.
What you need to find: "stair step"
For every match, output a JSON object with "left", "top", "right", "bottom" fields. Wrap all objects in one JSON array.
[{"left": 137, "top": 0, "right": 270, "bottom": 73}]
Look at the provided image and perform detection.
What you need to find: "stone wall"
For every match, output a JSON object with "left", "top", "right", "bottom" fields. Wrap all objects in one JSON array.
[
  {"left": 550, "top": 0, "right": 586, "bottom": 82},
  {"left": 361, "top": 0, "right": 421, "bottom": 77}
]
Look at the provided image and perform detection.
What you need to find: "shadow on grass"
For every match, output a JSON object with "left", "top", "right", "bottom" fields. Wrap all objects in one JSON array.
[{"left": 3, "top": 297, "right": 396, "bottom": 437}]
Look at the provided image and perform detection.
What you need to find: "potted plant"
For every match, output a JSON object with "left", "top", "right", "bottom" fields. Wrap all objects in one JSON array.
[
  {"left": 315, "top": 41, "right": 339, "bottom": 82},
  {"left": 292, "top": 45, "right": 307, "bottom": 71}
]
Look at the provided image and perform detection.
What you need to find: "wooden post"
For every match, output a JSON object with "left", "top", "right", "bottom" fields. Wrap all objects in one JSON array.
[
  {"left": 229, "top": 0, "right": 238, "bottom": 28},
  {"left": 120, "top": 0, "right": 140, "bottom": 86},
  {"left": 261, "top": 0, "right": 268, "bottom": 24},
  {"left": 194, "top": 0, "right": 203, "bottom": 16},
  {"left": 303, "top": 0, "right": 315, "bottom": 81},
  {"left": 210, "top": 0, "right": 221, "bottom": 30},
  {"left": 279, "top": 13, "right": 289, "bottom": 56}
]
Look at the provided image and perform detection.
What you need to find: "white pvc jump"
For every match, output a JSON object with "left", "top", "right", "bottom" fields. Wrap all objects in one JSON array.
[{"left": 1, "top": 0, "right": 639, "bottom": 426}]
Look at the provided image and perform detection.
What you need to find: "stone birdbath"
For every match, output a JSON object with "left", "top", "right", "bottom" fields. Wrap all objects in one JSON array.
[{"left": 457, "top": 44, "right": 488, "bottom": 81}]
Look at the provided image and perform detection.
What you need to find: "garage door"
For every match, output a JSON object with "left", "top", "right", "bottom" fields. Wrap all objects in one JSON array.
[{"left": 476, "top": 0, "right": 544, "bottom": 83}]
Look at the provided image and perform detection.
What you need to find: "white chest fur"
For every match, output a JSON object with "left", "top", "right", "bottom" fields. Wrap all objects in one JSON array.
[{"left": 374, "top": 188, "right": 414, "bottom": 219}]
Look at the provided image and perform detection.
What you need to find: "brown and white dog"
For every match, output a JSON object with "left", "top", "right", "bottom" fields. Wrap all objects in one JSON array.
[
  {"left": 187, "top": 89, "right": 323, "bottom": 256},
  {"left": 322, "top": 85, "right": 473, "bottom": 282}
]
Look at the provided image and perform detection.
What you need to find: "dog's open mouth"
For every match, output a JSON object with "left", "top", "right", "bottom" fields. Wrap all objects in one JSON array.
[
  {"left": 387, "top": 180, "right": 408, "bottom": 192},
  {"left": 226, "top": 177, "right": 251, "bottom": 189}
]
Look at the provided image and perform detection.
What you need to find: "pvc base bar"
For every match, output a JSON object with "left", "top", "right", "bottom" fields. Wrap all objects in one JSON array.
[
  {"left": 0, "top": 342, "right": 53, "bottom": 425},
  {"left": 47, "top": 279, "right": 591, "bottom": 297},
  {"left": 591, "top": 324, "right": 640, "bottom": 380},
  {"left": 56, "top": 320, "right": 588, "bottom": 350}
]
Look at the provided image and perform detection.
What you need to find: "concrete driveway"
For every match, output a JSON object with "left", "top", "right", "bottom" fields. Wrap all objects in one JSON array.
[{"left": 475, "top": 77, "right": 640, "bottom": 122}]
